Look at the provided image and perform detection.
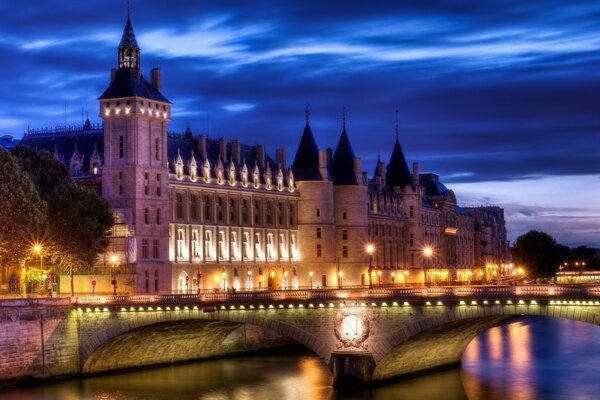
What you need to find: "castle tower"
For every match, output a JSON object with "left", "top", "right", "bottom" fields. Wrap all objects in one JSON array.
[
  {"left": 291, "top": 111, "right": 336, "bottom": 288},
  {"left": 385, "top": 124, "right": 420, "bottom": 275},
  {"left": 99, "top": 15, "right": 172, "bottom": 293},
  {"left": 328, "top": 114, "right": 368, "bottom": 286}
]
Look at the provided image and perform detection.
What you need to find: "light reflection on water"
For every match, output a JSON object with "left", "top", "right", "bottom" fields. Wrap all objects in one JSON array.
[{"left": 1, "top": 316, "right": 599, "bottom": 400}]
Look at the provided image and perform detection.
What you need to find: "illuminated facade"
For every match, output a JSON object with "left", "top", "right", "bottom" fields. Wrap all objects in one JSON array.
[{"left": 14, "top": 15, "right": 510, "bottom": 294}]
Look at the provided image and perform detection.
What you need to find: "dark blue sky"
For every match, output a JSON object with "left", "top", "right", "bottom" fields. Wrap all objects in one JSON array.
[{"left": 1, "top": 1, "right": 598, "bottom": 247}]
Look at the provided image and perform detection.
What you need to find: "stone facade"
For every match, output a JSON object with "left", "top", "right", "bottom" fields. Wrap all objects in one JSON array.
[{"left": 8, "top": 15, "right": 511, "bottom": 295}]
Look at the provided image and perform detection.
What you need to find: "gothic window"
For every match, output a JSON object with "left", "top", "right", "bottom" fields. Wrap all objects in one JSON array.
[
  {"left": 142, "top": 239, "right": 149, "bottom": 258},
  {"left": 218, "top": 231, "right": 226, "bottom": 261},
  {"left": 191, "top": 230, "right": 199, "bottom": 257},
  {"left": 204, "top": 230, "right": 213, "bottom": 260},
  {"left": 152, "top": 239, "right": 160, "bottom": 259},
  {"left": 279, "top": 233, "right": 286, "bottom": 261},
  {"left": 317, "top": 244, "right": 322, "bottom": 258},
  {"left": 119, "top": 136, "right": 124, "bottom": 158},
  {"left": 176, "top": 230, "right": 185, "bottom": 258},
  {"left": 342, "top": 230, "right": 348, "bottom": 240},
  {"left": 267, "top": 233, "right": 274, "bottom": 261},
  {"left": 316, "top": 227, "right": 322, "bottom": 239},
  {"left": 243, "top": 232, "right": 251, "bottom": 260},
  {"left": 156, "top": 209, "right": 162, "bottom": 225},
  {"left": 176, "top": 193, "right": 184, "bottom": 219},
  {"left": 290, "top": 234, "right": 297, "bottom": 261},
  {"left": 343, "top": 246, "right": 348, "bottom": 258},
  {"left": 190, "top": 194, "right": 198, "bottom": 220},
  {"left": 255, "top": 232, "right": 263, "bottom": 261}
]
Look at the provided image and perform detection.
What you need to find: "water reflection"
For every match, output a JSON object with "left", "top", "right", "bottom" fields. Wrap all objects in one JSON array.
[{"left": 1, "top": 317, "right": 600, "bottom": 400}]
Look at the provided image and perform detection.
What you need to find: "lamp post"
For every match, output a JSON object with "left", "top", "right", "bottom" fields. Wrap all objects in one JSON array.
[
  {"left": 221, "top": 271, "right": 227, "bottom": 291},
  {"left": 110, "top": 255, "right": 119, "bottom": 296},
  {"left": 377, "top": 271, "right": 382, "bottom": 286},
  {"left": 194, "top": 256, "right": 202, "bottom": 294},
  {"left": 33, "top": 244, "right": 43, "bottom": 296},
  {"left": 391, "top": 271, "right": 396, "bottom": 286},
  {"left": 338, "top": 271, "right": 344, "bottom": 289},
  {"left": 309, "top": 271, "right": 313, "bottom": 289},
  {"left": 366, "top": 244, "right": 375, "bottom": 289},
  {"left": 423, "top": 246, "right": 433, "bottom": 286}
]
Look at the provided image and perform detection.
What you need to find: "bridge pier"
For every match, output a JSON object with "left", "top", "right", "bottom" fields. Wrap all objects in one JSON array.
[{"left": 330, "top": 351, "right": 375, "bottom": 387}]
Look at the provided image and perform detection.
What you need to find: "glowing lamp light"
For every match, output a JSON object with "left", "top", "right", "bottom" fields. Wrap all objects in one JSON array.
[
  {"left": 366, "top": 244, "right": 375, "bottom": 254},
  {"left": 423, "top": 247, "right": 433, "bottom": 257}
]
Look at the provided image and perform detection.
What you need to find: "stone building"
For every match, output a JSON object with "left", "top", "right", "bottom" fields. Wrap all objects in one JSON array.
[{"left": 8, "top": 15, "right": 510, "bottom": 294}]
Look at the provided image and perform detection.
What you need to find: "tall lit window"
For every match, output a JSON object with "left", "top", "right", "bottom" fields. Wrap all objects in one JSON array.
[
  {"left": 290, "top": 235, "right": 297, "bottom": 261},
  {"left": 267, "top": 233, "right": 274, "bottom": 260},
  {"left": 231, "top": 231, "right": 239, "bottom": 261},
  {"left": 204, "top": 230, "right": 213, "bottom": 260},
  {"left": 177, "top": 230, "right": 185, "bottom": 258},
  {"left": 190, "top": 194, "right": 198, "bottom": 220},
  {"left": 255, "top": 232, "right": 263, "bottom": 261},
  {"left": 218, "top": 231, "right": 227, "bottom": 261},
  {"left": 243, "top": 232, "right": 251, "bottom": 261},
  {"left": 191, "top": 230, "right": 199, "bottom": 257},
  {"left": 279, "top": 233, "right": 286, "bottom": 261}
]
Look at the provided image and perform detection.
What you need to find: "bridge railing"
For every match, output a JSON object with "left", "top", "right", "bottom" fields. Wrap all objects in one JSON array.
[{"left": 5, "top": 285, "right": 600, "bottom": 308}]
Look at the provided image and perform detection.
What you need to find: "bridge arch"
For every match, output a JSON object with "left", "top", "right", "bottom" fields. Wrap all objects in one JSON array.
[
  {"left": 78, "top": 309, "right": 329, "bottom": 374},
  {"left": 371, "top": 304, "right": 600, "bottom": 382}
]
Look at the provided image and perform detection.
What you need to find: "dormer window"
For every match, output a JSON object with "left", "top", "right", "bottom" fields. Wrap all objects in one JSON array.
[{"left": 92, "top": 163, "right": 98, "bottom": 175}]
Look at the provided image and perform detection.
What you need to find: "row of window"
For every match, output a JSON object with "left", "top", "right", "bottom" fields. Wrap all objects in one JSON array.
[
  {"left": 173, "top": 192, "right": 297, "bottom": 228},
  {"left": 174, "top": 227, "right": 299, "bottom": 263}
]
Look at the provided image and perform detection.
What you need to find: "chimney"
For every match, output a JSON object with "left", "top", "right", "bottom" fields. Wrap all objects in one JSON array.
[
  {"left": 111, "top": 68, "right": 117, "bottom": 83},
  {"left": 325, "top": 148, "right": 333, "bottom": 167},
  {"left": 232, "top": 140, "right": 241, "bottom": 163},
  {"left": 362, "top": 171, "right": 368, "bottom": 184},
  {"left": 151, "top": 68, "right": 162, "bottom": 92},
  {"left": 198, "top": 134, "right": 207, "bottom": 160},
  {"left": 256, "top": 144, "right": 265, "bottom": 167},
  {"left": 219, "top": 137, "right": 227, "bottom": 162},
  {"left": 354, "top": 157, "right": 362, "bottom": 185},
  {"left": 319, "top": 150, "right": 330, "bottom": 180},
  {"left": 276, "top": 148, "right": 286, "bottom": 170},
  {"left": 412, "top": 162, "right": 419, "bottom": 186}
]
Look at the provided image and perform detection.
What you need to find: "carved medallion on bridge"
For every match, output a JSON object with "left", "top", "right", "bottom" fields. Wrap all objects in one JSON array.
[{"left": 334, "top": 310, "right": 370, "bottom": 349}]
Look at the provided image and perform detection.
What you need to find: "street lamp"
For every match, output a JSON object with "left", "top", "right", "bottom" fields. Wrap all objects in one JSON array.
[
  {"left": 423, "top": 246, "right": 433, "bottom": 286},
  {"left": 33, "top": 244, "right": 43, "bottom": 295},
  {"left": 338, "top": 271, "right": 344, "bottom": 289},
  {"left": 221, "top": 271, "right": 227, "bottom": 291},
  {"left": 309, "top": 271, "right": 313, "bottom": 289},
  {"left": 110, "top": 254, "right": 119, "bottom": 296},
  {"left": 366, "top": 244, "right": 375, "bottom": 289},
  {"left": 194, "top": 256, "right": 202, "bottom": 294},
  {"left": 377, "top": 271, "right": 382, "bottom": 286}
]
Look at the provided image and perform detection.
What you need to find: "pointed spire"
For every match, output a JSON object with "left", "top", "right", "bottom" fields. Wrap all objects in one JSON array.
[
  {"left": 305, "top": 104, "right": 310, "bottom": 125},
  {"left": 329, "top": 111, "right": 358, "bottom": 185},
  {"left": 385, "top": 114, "right": 413, "bottom": 190},
  {"left": 185, "top": 122, "right": 193, "bottom": 139},
  {"left": 292, "top": 109, "right": 321, "bottom": 181},
  {"left": 119, "top": 16, "right": 139, "bottom": 50},
  {"left": 118, "top": 11, "right": 140, "bottom": 74},
  {"left": 395, "top": 107, "right": 399, "bottom": 143}
]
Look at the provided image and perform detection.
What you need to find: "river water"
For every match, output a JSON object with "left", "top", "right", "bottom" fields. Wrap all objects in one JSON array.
[{"left": 1, "top": 316, "right": 599, "bottom": 400}]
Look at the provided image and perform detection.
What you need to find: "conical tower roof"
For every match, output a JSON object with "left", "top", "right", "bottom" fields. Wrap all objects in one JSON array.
[
  {"left": 291, "top": 112, "right": 321, "bottom": 181},
  {"left": 329, "top": 120, "right": 358, "bottom": 185},
  {"left": 385, "top": 129, "right": 413, "bottom": 190}
]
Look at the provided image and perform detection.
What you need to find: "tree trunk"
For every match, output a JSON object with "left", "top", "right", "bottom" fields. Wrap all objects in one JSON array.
[{"left": 70, "top": 266, "right": 74, "bottom": 297}]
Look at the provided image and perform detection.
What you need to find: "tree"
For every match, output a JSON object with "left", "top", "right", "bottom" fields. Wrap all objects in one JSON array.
[
  {"left": 512, "top": 230, "right": 562, "bottom": 279},
  {"left": 12, "top": 145, "right": 114, "bottom": 296},
  {"left": 46, "top": 183, "right": 114, "bottom": 296},
  {"left": 0, "top": 147, "right": 46, "bottom": 277},
  {"left": 11, "top": 145, "right": 70, "bottom": 200}
]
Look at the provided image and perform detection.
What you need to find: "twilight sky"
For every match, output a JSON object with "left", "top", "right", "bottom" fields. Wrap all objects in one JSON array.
[{"left": 0, "top": 1, "right": 598, "bottom": 247}]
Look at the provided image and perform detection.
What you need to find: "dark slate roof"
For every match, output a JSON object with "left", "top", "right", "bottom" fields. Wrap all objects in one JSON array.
[
  {"left": 329, "top": 126, "right": 358, "bottom": 185},
  {"left": 419, "top": 173, "right": 449, "bottom": 197},
  {"left": 291, "top": 119, "right": 321, "bottom": 181},
  {"left": 167, "top": 134, "right": 279, "bottom": 181},
  {"left": 20, "top": 125, "right": 104, "bottom": 175},
  {"left": 119, "top": 16, "right": 139, "bottom": 49},
  {"left": 454, "top": 206, "right": 472, "bottom": 217},
  {"left": 385, "top": 133, "right": 413, "bottom": 189},
  {"left": 99, "top": 69, "right": 171, "bottom": 103}
]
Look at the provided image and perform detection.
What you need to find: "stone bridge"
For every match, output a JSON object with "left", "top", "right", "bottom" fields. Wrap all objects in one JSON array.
[{"left": 2, "top": 284, "right": 600, "bottom": 387}]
